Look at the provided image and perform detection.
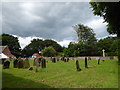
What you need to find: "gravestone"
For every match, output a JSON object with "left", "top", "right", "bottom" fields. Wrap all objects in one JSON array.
[
  {"left": 76, "top": 60, "right": 81, "bottom": 71},
  {"left": 52, "top": 57, "right": 56, "bottom": 63},
  {"left": 67, "top": 58, "right": 69, "bottom": 62},
  {"left": 3, "top": 61, "right": 10, "bottom": 69},
  {"left": 18, "top": 58, "right": 23, "bottom": 68},
  {"left": 13, "top": 59, "right": 18, "bottom": 68},
  {"left": 28, "top": 67, "right": 33, "bottom": 70},
  {"left": 85, "top": 57, "right": 88, "bottom": 68},
  {"left": 23, "top": 58, "right": 30, "bottom": 68},
  {"left": 41, "top": 58, "right": 46, "bottom": 68},
  {"left": 98, "top": 58, "right": 100, "bottom": 64},
  {"left": 33, "top": 58, "right": 40, "bottom": 67}
]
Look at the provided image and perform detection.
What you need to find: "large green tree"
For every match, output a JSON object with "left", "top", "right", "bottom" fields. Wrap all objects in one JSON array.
[
  {"left": 41, "top": 46, "right": 57, "bottom": 57},
  {"left": 1, "top": 34, "right": 21, "bottom": 57},
  {"left": 22, "top": 39, "right": 44, "bottom": 57},
  {"left": 90, "top": 2, "right": 120, "bottom": 61},
  {"left": 73, "top": 24, "right": 97, "bottom": 56}
]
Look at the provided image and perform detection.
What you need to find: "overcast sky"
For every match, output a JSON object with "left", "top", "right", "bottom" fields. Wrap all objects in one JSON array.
[{"left": 2, "top": 2, "right": 110, "bottom": 48}]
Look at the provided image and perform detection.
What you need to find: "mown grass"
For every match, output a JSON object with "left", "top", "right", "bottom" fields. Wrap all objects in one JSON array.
[{"left": 2, "top": 59, "right": 118, "bottom": 88}]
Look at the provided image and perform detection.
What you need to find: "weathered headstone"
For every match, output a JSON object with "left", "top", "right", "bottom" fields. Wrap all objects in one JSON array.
[
  {"left": 52, "top": 57, "right": 56, "bottom": 63},
  {"left": 67, "top": 58, "right": 69, "bottom": 62},
  {"left": 28, "top": 67, "right": 33, "bottom": 70},
  {"left": 33, "top": 58, "right": 40, "bottom": 67},
  {"left": 85, "top": 57, "right": 88, "bottom": 68},
  {"left": 41, "top": 58, "right": 46, "bottom": 68},
  {"left": 3, "top": 61, "right": 10, "bottom": 69},
  {"left": 13, "top": 59, "right": 18, "bottom": 68},
  {"left": 76, "top": 60, "right": 82, "bottom": 71},
  {"left": 98, "top": 58, "right": 100, "bottom": 64},
  {"left": 23, "top": 58, "right": 30, "bottom": 68},
  {"left": 18, "top": 58, "right": 23, "bottom": 68}
]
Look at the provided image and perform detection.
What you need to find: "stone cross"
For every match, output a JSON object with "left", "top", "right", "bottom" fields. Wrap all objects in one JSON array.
[{"left": 102, "top": 49, "right": 105, "bottom": 57}]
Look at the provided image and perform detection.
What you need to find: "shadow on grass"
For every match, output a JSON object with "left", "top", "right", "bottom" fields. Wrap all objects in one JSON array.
[{"left": 2, "top": 72, "right": 52, "bottom": 89}]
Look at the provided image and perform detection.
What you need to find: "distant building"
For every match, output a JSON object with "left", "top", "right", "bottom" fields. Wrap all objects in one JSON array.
[
  {"left": 32, "top": 53, "right": 43, "bottom": 58},
  {"left": 0, "top": 46, "right": 15, "bottom": 59}
]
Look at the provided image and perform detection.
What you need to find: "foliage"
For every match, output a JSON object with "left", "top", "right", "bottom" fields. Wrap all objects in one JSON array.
[
  {"left": 1, "top": 34, "right": 21, "bottom": 57},
  {"left": 90, "top": 2, "right": 120, "bottom": 35},
  {"left": 22, "top": 39, "right": 63, "bottom": 57},
  {"left": 41, "top": 46, "right": 57, "bottom": 57},
  {"left": 44, "top": 39, "right": 63, "bottom": 52},
  {"left": 22, "top": 39, "right": 44, "bottom": 57},
  {"left": 97, "top": 37, "right": 118, "bottom": 56}
]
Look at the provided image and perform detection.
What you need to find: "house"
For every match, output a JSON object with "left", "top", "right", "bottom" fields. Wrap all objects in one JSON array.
[
  {"left": 0, "top": 46, "right": 15, "bottom": 59},
  {"left": 32, "top": 53, "right": 43, "bottom": 58}
]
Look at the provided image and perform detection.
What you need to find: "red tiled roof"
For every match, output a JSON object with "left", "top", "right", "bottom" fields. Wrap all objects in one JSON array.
[{"left": 32, "top": 53, "right": 43, "bottom": 57}]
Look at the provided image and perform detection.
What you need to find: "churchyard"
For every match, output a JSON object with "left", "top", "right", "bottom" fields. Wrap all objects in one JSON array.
[{"left": 2, "top": 58, "right": 118, "bottom": 88}]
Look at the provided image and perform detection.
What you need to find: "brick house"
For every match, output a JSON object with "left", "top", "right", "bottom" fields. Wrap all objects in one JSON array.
[{"left": 0, "top": 46, "right": 15, "bottom": 58}]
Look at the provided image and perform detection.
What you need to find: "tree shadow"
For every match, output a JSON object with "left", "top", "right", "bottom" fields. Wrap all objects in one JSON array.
[{"left": 2, "top": 72, "right": 52, "bottom": 89}]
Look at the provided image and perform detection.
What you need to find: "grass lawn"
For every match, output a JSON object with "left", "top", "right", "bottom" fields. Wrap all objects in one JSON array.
[{"left": 2, "top": 59, "right": 118, "bottom": 88}]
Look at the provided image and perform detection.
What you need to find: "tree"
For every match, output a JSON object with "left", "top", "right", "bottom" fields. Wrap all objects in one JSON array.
[
  {"left": 41, "top": 46, "right": 57, "bottom": 57},
  {"left": 1, "top": 34, "right": 21, "bottom": 57},
  {"left": 73, "top": 24, "right": 97, "bottom": 56},
  {"left": 90, "top": 2, "right": 120, "bottom": 35},
  {"left": 90, "top": 2, "right": 120, "bottom": 61},
  {"left": 44, "top": 39, "right": 63, "bottom": 52},
  {"left": 22, "top": 39, "right": 44, "bottom": 57}
]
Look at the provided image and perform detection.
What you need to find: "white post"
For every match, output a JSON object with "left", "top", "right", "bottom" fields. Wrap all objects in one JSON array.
[{"left": 102, "top": 49, "right": 105, "bottom": 57}]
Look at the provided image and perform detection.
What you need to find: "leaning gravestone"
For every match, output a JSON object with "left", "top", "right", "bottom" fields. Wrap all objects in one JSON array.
[
  {"left": 13, "top": 59, "right": 18, "bottom": 68},
  {"left": 67, "top": 58, "right": 69, "bottom": 62},
  {"left": 28, "top": 67, "right": 33, "bottom": 70},
  {"left": 3, "top": 61, "right": 10, "bottom": 69},
  {"left": 98, "top": 58, "right": 100, "bottom": 64},
  {"left": 76, "top": 60, "right": 81, "bottom": 71},
  {"left": 23, "top": 58, "right": 30, "bottom": 69},
  {"left": 41, "top": 58, "right": 46, "bottom": 68},
  {"left": 85, "top": 57, "right": 88, "bottom": 68},
  {"left": 18, "top": 58, "right": 23, "bottom": 68}
]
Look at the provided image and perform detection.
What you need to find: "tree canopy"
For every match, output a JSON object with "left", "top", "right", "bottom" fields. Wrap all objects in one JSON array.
[
  {"left": 1, "top": 34, "right": 21, "bottom": 57},
  {"left": 90, "top": 2, "right": 120, "bottom": 36}
]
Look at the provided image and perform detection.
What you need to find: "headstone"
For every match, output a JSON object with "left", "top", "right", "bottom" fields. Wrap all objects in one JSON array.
[
  {"left": 52, "top": 57, "right": 56, "bottom": 63},
  {"left": 98, "top": 58, "right": 100, "bottom": 64},
  {"left": 3, "top": 61, "right": 10, "bottom": 69},
  {"left": 85, "top": 57, "right": 88, "bottom": 68},
  {"left": 76, "top": 60, "right": 82, "bottom": 71},
  {"left": 67, "top": 58, "right": 69, "bottom": 62},
  {"left": 33, "top": 58, "right": 40, "bottom": 67},
  {"left": 28, "top": 67, "right": 33, "bottom": 70},
  {"left": 18, "top": 58, "right": 23, "bottom": 68},
  {"left": 23, "top": 58, "right": 30, "bottom": 68},
  {"left": 41, "top": 58, "right": 46, "bottom": 68},
  {"left": 13, "top": 59, "right": 18, "bottom": 68},
  {"left": 88, "top": 57, "right": 91, "bottom": 60}
]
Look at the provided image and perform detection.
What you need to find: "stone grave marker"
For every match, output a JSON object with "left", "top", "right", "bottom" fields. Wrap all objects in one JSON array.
[
  {"left": 41, "top": 58, "right": 46, "bottom": 68},
  {"left": 85, "top": 57, "right": 88, "bottom": 68},
  {"left": 76, "top": 60, "right": 82, "bottom": 71},
  {"left": 18, "top": 57, "right": 23, "bottom": 68},
  {"left": 13, "top": 59, "right": 18, "bottom": 68},
  {"left": 3, "top": 61, "right": 10, "bottom": 69},
  {"left": 23, "top": 58, "right": 30, "bottom": 69}
]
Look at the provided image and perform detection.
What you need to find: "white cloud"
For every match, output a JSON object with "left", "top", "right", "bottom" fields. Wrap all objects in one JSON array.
[{"left": 58, "top": 40, "right": 72, "bottom": 47}]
